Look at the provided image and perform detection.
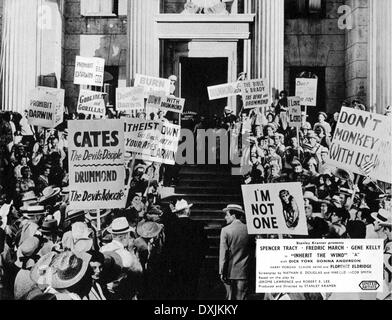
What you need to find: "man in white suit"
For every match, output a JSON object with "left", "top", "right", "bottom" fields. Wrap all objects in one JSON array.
[{"left": 219, "top": 204, "right": 252, "bottom": 300}]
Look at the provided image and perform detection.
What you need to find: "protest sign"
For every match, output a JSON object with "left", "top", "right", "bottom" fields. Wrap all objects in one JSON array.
[
  {"left": 160, "top": 96, "right": 185, "bottom": 114},
  {"left": 241, "top": 79, "right": 270, "bottom": 110},
  {"left": 28, "top": 87, "right": 64, "bottom": 129},
  {"left": 207, "top": 81, "right": 243, "bottom": 100},
  {"left": 124, "top": 118, "right": 181, "bottom": 165},
  {"left": 288, "top": 97, "right": 302, "bottom": 128},
  {"left": 256, "top": 239, "right": 384, "bottom": 293},
  {"left": 134, "top": 74, "right": 171, "bottom": 97},
  {"left": 68, "top": 119, "right": 126, "bottom": 210},
  {"left": 77, "top": 89, "right": 106, "bottom": 118},
  {"left": 146, "top": 93, "right": 164, "bottom": 116},
  {"left": 116, "top": 87, "right": 145, "bottom": 117},
  {"left": 241, "top": 183, "right": 308, "bottom": 235},
  {"left": 327, "top": 107, "right": 391, "bottom": 183},
  {"left": 74, "top": 56, "right": 105, "bottom": 87},
  {"left": 295, "top": 78, "right": 318, "bottom": 106}
]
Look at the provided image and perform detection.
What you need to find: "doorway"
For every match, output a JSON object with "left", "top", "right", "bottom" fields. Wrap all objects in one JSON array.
[{"left": 180, "top": 57, "right": 228, "bottom": 123}]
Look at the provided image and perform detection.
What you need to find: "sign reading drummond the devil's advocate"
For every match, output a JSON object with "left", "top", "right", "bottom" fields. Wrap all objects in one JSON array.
[{"left": 68, "top": 119, "right": 126, "bottom": 210}]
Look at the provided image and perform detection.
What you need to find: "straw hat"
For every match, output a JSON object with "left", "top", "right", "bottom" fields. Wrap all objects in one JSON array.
[
  {"left": 222, "top": 204, "right": 245, "bottom": 215},
  {"left": 172, "top": 199, "right": 193, "bottom": 213},
  {"left": 39, "top": 186, "right": 61, "bottom": 204},
  {"left": 137, "top": 221, "right": 163, "bottom": 239},
  {"left": 371, "top": 209, "right": 392, "bottom": 227},
  {"left": 108, "top": 217, "right": 132, "bottom": 235}
]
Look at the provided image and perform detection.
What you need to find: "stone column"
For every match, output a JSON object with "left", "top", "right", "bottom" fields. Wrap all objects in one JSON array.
[
  {"left": 368, "top": 0, "right": 392, "bottom": 114},
  {"left": 245, "top": 0, "right": 284, "bottom": 96},
  {"left": 127, "top": 0, "right": 160, "bottom": 84},
  {"left": 0, "top": 0, "right": 63, "bottom": 113}
]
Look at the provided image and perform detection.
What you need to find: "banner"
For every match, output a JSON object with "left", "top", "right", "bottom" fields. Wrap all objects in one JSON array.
[
  {"left": 146, "top": 94, "right": 185, "bottom": 115},
  {"left": 288, "top": 97, "right": 302, "bottom": 128},
  {"left": 116, "top": 87, "right": 145, "bottom": 117},
  {"left": 160, "top": 96, "right": 185, "bottom": 114},
  {"left": 74, "top": 56, "right": 105, "bottom": 87},
  {"left": 327, "top": 107, "right": 392, "bottom": 183},
  {"left": 134, "top": 74, "right": 171, "bottom": 97},
  {"left": 28, "top": 87, "right": 64, "bottom": 129},
  {"left": 124, "top": 118, "right": 181, "bottom": 165},
  {"left": 256, "top": 239, "right": 384, "bottom": 293},
  {"left": 241, "top": 79, "right": 270, "bottom": 110},
  {"left": 68, "top": 119, "right": 126, "bottom": 210},
  {"left": 241, "top": 183, "right": 308, "bottom": 235},
  {"left": 295, "top": 78, "right": 318, "bottom": 107},
  {"left": 77, "top": 89, "right": 106, "bottom": 118},
  {"left": 207, "top": 81, "right": 243, "bottom": 100}
]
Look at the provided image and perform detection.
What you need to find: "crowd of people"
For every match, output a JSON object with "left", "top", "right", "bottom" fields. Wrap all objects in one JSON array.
[{"left": 0, "top": 88, "right": 391, "bottom": 300}]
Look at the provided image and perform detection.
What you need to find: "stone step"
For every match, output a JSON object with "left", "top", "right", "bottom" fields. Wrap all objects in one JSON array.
[
  {"left": 175, "top": 186, "right": 240, "bottom": 194},
  {"left": 178, "top": 173, "right": 236, "bottom": 181},
  {"left": 178, "top": 178, "right": 241, "bottom": 187}
]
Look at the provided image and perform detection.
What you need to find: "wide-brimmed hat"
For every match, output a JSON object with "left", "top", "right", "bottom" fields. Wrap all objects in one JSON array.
[
  {"left": 172, "top": 199, "right": 193, "bottom": 213},
  {"left": 39, "top": 186, "right": 61, "bottom": 204},
  {"left": 306, "top": 131, "right": 318, "bottom": 140},
  {"left": 61, "top": 187, "right": 69, "bottom": 196},
  {"left": 46, "top": 251, "right": 91, "bottom": 290},
  {"left": 108, "top": 217, "right": 132, "bottom": 235},
  {"left": 30, "top": 251, "right": 58, "bottom": 285},
  {"left": 303, "top": 191, "right": 319, "bottom": 203},
  {"left": 222, "top": 204, "right": 245, "bottom": 215},
  {"left": 64, "top": 208, "right": 85, "bottom": 222},
  {"left": 331, "top": 195, "right": 342, "bottom": 207},
  {"left": 39, "top": 217, "right": 58, "bottom": 235},
  {"left": 85, "top": 209, "right": 111, "bottom": 221},
  {"left": 73, "top": 238, "right": 93, "bottom": 253},
  {"left": 21, "top": 205, "right": 46, "bottom": 218},
  {"left": 137, "top": 221, "right": 163, "bottom": 239},
  {"left": 371, "top": 209, "right": 392, "bottom": 227},
  {"left": 301, "top": 122, "right": 311, "bottom": 130},
  {"left": 331, "top": 168, "right": 354, "bottom": 182},
  {"left": 15, "top": 237, "right": 41, "bottom": 269},
  {"left": 146, "top": 206, "right": 163, "bottom": 217}
]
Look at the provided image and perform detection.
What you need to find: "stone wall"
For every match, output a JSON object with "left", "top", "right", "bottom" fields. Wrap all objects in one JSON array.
[
  {"left": 344, "top": 0, "right": 368, "bottom": 104},
  {"left": 62, "top": 0, "right": 128, "bottom": 111},
  {"left": 284, "top": 0, "right": 346, "bottom": 114}
]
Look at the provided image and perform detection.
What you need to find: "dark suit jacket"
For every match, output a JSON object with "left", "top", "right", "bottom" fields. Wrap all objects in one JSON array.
[
  {"left": 219, "top": 220, "right": 251, "bottom": 280},
  {"left": 165, "top": 216, "right": 208, "bottom": 275}
]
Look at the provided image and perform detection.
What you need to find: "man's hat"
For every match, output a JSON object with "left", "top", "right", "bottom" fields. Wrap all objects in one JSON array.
[
  {"left": 303, "top": 191, "right": 319, "bottom": 203},
  {"left": 301, "top": 122, "right": 311, "bottom": 130},
  {"left": 222, "top": 204, "right": 245, "bottom": 215},
  {"left": 15, "top": 237, "right": 41, "bottom": 269},
  {"left": 64, "top": 208, "right": 85, "bottom": 222},
  {"left": 39, "top": 217, "right": 58, "bottom": 235},
  {"left": 306, "top": 131, "right": 318, "bottom": 140},
  {"left": 21, "top": 206, "right": 46, "bottom": 218},
  {"left": 371, "top": 209, "right": 392, "bottom": 227},
  {"left": 21, "top": 191, "right": 38, "bottom": 204},
  {"left": 137, "top": 221, "right": 163, "bottom": 239},
  {"left": 39, "top": 186, "right": 61, "bottom": 204},
  {"left": 108, "top": 217, "right": 132, "bottom": 235},
  {"left": 224, "top": 106, "right": 233, "bottom": 113},
  {"left": 172, "top": 199, "right": 193, "bottom": 213},
  {"left": 44, "top": 251, "right": 91, "bottom": 290}
]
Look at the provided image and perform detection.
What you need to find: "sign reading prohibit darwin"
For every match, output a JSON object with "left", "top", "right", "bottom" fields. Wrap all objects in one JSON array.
[
  {"left": 241, "top": 183, "right": 308, "bottom": 236},
  {"left": 68, "top": 120, "right": 126, "bottom": 210}
]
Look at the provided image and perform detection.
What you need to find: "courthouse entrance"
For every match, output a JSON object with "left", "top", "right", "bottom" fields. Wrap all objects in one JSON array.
[{"left": 180, "top": 57, "right": 228, "bottom": 120}]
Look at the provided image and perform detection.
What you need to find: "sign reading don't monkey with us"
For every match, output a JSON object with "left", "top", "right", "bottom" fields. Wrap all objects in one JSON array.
[
  {"left": 68, "top": 119, "right": 126, "bottom": 210},
  {"left": 242, "top": 183, "right": 308, "bottom": 236}
]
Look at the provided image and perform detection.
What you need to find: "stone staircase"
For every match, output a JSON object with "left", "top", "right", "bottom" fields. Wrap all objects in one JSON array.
[{"left": 174, "top": 164, "right": 243, "bottom": 299}]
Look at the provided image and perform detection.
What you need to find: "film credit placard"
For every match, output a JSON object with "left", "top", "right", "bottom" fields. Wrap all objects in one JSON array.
[
  {"left": 68, "top": 119, "right": 126, "bottom": 210},
  {"left": 124, "top": 118, "right": 181, "bottom": 165},
  {"left": 74, "top": 56, "right": 105, "bottom": 87},
  {"left": 295, "top": 78, "right": 318, "bottom": 107},
  {"left": 241, "top": 79, "right": 270, "bottom": 110},
  {"left": 242, "top": 183, "right": 308, "bottom": 236},
  {"left": 327, "top": 107, "right": 391, "bottom": 183},
  {"left": 116, "top": 87, "right": 144, "bottom": 117},
  {"left": 256, "top": 239, "right": 384, "bottom": 293},
  {"left": 28, "top": 87, "right": 64, "bottom": 129}
]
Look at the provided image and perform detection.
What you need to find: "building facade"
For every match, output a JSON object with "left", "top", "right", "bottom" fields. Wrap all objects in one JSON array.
[{"left": 0, "top": 0, "right": 391, "bottom": 117}]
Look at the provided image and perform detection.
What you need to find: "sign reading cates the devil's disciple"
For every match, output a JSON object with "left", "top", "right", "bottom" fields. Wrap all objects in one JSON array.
[
  {"left": 241, "top": 183, "right": 308, "bottom": 236},
  {"left": 28, "top": 87, "right": 64, "bottom": 129},
  {"left": 68, "top": 119, "right": 126, "bottom": 210},
  {"left": 327, "top": 107, "right": 391, "bottom": 184}
]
